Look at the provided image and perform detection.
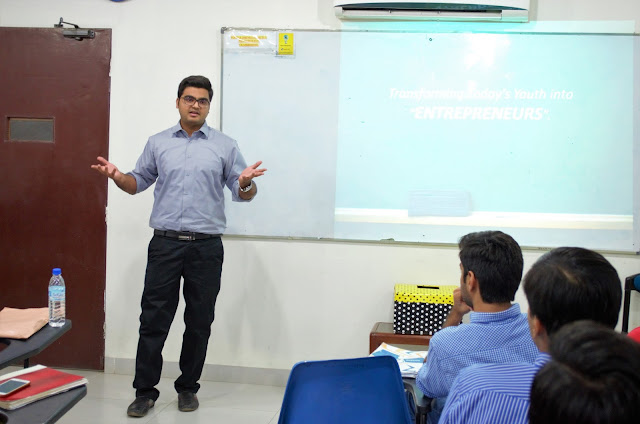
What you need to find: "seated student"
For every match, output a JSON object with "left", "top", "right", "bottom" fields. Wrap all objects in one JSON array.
[
  {"left": 415, "top": 231, "right": 538, "bottom": 423},
  {"left": 529, "top": 320, "right": 640, "bottom": 424},
  {"left": 439, "top": 247, "right": 622, "bottom": 424}
]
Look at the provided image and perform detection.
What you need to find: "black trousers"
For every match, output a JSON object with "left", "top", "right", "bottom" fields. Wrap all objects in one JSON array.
[{"left": 133, "top": 234, "right": 223, "bottom": 400}]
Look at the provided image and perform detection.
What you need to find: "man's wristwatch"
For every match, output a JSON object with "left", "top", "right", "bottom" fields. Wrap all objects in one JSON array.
[{"left": 239, "top": 181, "right": 253, "bottom": 193}]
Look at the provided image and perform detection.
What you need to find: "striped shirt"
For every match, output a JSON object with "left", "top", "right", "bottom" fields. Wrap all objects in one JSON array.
[
  {"left": 439, "top": 353, "right": 551, "bottom": 424},
  {"left": 129, "top": 122, "right": 251, "bottom": 234},
  {"left": 416, "top": 304, "right": 538, "bottom": 399}
]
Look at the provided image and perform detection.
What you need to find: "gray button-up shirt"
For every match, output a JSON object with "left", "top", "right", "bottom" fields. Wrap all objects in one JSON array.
[{"left": 128, "top": 122, "right": 251, "bottom": 234}]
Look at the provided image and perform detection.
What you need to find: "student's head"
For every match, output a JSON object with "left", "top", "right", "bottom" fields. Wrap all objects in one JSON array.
[
  {"left": 458, "top": 231, "right": 523, "bottom": 305},
  {"left": 524, "top": 247, "right": 621, "bottom": 340},
  {"left": 177, "top": 75, "right": 213, "bottom": 101},
  {"left": 529, "top": 320, "right": 640, "bottom": 424}
]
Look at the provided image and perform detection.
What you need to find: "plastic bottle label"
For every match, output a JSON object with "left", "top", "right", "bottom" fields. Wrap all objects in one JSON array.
[{"left": 49, "top": 286, "right": 65, "bottom": 301}]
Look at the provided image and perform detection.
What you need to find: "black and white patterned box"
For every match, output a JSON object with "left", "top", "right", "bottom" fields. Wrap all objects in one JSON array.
[{"left": 393, "top": 284, "right": 456, "bottom": 335}]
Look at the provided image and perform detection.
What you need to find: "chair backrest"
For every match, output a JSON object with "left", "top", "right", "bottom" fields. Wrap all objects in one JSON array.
[
  {"left": 622, "top": 273, "right": 640, "bottom": 332},
  {"left": 278, "top": 356, "right": 413, "bottom": 424}
]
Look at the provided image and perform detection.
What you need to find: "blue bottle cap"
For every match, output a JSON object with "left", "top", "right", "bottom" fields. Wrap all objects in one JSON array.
[{"left": 52, "top": 268, "right": 61, "bottom": 275}]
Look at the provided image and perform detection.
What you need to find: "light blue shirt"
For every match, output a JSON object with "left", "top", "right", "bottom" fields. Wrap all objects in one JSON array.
[
  {"left": 416, "top": 304, "right": 539, "bottom": 399},
  {"left": 439, "top": 353, "right": 551, "bottom": 424},
  {"left": 129, "top": 122, "right": 251, "bottom": 234}
]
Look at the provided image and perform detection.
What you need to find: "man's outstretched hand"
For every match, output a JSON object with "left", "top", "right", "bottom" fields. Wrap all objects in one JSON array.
[
  {"left": 91, "top": 156, "right": 121, "bottom": 180},
  {"left": 91, "top": 156, "right": 137, "bottom": 194},
  {"left": 238, "top": 161, "right": 267, "bottom": 188}
]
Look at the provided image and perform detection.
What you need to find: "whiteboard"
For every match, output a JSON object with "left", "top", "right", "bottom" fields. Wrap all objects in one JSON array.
[{"left": 221, "top": 28, "right": 640, "bottom": 252}]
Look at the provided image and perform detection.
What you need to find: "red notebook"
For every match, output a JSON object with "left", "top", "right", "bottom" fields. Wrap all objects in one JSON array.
[{"left": 0, "top": 365, "right": 87, "bottom": 410}]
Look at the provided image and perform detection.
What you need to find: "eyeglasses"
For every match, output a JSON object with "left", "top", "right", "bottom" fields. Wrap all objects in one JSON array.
[{"left": 181, "top": 95, "right": 210, "bottom": 108}]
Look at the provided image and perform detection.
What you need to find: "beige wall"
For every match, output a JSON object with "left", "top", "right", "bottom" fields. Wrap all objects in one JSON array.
[{"left": 2, "top": 0, "right": 639, "bottom": 373}]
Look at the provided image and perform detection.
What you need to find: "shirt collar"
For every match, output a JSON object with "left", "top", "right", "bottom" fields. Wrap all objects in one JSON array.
[
  {"left": 171, "top": 121, "right": 210, "bottom": 138},
  {"left": 469, "top": 303, "right": 522, "bottom": 324},
  {"left": 534, "top": 352, "right": 551, "bottom": 368}
]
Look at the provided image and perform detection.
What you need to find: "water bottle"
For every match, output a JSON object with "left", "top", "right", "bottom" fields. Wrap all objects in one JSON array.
[{"left": 48, "top": 268, "right": 66, "bottom": 327}]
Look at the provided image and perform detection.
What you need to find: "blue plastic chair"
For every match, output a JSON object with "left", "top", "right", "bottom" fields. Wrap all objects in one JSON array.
[{"left": 278, "top": 356, "right": 414, "bottom": 424}]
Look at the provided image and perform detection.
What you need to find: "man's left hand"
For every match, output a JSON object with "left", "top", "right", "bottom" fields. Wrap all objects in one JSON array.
[{"left": 239, "top": 161, "right": 267, "bottom": 188}]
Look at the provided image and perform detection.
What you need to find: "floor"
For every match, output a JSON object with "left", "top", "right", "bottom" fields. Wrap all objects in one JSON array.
[{"left": 4, "top": 366, "right": 285, "bottom": 424}]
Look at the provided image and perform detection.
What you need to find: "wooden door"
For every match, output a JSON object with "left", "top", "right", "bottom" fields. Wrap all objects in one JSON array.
[{"left": 0, "top": 27, "right": 110, "bottom": 370}]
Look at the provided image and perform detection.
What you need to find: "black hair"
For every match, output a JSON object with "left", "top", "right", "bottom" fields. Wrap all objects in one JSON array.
[
  {"left": 523, "top": 247, "right": 621, "bottom": 336},
  {"left": 530, "top": 320, "right": 640, "bottom": 424},
  {"left": 177, "top": 75, "right": 213, "bottom": 101},
  {"left": 458, "top": 231, "right": 523, "bottom": 303}
]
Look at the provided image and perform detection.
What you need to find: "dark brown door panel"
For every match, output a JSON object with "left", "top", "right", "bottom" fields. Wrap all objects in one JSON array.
[{"left": 0, "top": 27, "right": 111, "bottom": 370}]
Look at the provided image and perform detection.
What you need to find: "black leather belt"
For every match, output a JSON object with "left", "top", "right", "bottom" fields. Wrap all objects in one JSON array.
[{"left": 154, "top": 229, "right": 221, "bottom": 241}]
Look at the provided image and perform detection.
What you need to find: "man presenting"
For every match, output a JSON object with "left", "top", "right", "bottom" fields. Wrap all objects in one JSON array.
[
  {"left": 416, "top": 231, "right": 538, "bottom": 423},
  {"left": 91, "top": 75, "right": 266, "bottom": 417}
]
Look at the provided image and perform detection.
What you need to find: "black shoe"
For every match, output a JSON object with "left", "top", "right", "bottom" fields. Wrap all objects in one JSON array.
[
  {"left": 178, "top": 392, "right": 199, "bottom": 412},
  {"left": 127, "top": 396, "right": 155, "bottom": 417}
]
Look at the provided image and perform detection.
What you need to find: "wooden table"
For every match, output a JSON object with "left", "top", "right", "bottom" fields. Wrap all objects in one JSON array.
[{"left": 369, "top": 322, "right": 431, "bottom": 353}]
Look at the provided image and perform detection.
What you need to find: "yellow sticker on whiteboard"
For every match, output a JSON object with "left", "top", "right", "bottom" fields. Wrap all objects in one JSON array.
[{"left": 278, "top": 33, "right": 294, "bottom": 55}]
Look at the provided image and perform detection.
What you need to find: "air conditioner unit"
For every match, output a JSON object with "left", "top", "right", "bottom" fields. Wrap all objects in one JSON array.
[{"left": 334, "top": 1, "right": 530, "bottom": 22}]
